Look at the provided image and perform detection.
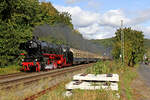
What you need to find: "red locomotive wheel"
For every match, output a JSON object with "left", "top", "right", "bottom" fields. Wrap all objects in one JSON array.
[{"left": 36, "top": 63, "right": 41, "bottom": 72}]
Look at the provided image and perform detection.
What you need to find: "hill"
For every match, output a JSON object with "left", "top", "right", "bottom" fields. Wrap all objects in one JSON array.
[
  {"left": 91, "top": 38, "right": 150, "bottom": 57},
  {"left": 91, "top": 38, "right": 114, "bottom": 48},
  {"left": 144, "top": 39, "right": 150, "bottom": 48},
  {"left": 91, "top": 38, "right": 114, "bottom": 56}
]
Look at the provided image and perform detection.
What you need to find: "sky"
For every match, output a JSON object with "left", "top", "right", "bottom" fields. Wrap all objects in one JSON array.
[{"left": 42, "top": 0, "right": 150, "bottom": 39}]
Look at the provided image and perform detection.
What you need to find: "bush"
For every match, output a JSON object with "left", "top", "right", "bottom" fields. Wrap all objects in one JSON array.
[
  {"left": 112, "top": 28, "right": 145, "bottom": 67},
  {"left": 87, "top": 61, "right": 121, "bottom": 74}
]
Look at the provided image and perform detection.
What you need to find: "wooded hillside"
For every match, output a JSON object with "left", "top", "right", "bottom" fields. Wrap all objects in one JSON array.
[{"left": 0, "top": 0, "right": 73, "bottom": 66}]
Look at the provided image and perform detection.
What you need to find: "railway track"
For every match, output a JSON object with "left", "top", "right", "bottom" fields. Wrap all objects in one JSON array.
[
  {"left": 24, "top": 64, "right": 93, "bottom": 100},
  {"left": 0, "top": 72, "right": 26, "bottom": 79},
  {"left": 0, "top": 63, "right": 93, "bottom": 90},
  {"left": 0, "top": 65, "right": 80, "bottom": 83}
]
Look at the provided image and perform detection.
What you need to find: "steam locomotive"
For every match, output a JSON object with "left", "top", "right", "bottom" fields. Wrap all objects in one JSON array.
[{"left": 20, "top": 36, "right": 100, "bottom": 72}]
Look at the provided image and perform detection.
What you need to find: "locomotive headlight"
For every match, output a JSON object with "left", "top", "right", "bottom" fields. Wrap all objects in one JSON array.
[
  {"left": 22, "top": 59, "right": 24, "bottom": 61},
  {"left": 63, "top": 48, "right": 66, "bottom": 52},
  {"left": 35, "top": 59, "right": 37, "bottom": 61},
  {"left": 30, "top": 41, "right": 33, "bottom": 43}
]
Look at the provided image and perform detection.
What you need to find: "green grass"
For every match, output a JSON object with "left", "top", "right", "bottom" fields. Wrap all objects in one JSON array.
[
  {"left": 0, "top": 65, "right": 21, "bottom": 75},
  {"left": 119, "top": 67, "right": 137, "bottom": 100},
  {"left": 86, "top": 60, "right": 122, "bottom": 74}
]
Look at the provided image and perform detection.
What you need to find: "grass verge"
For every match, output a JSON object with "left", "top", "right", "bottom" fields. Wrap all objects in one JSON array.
[
  {"left": 0, "top": 65, "right": 21, "bottom": 75},
  {"left": 119, "top": 66, "right": 137, "bottom": 100}
]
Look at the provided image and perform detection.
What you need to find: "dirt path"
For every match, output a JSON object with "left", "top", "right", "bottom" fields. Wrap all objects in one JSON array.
[
  {"left": 131, "top": 64, "right": 150, "bottom": 100},
  {"left": 138, "top": 64, "right": 150, "bottom": 86}
]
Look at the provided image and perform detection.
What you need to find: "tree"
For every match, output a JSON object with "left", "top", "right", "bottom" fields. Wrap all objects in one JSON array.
[
  {"left": 40, "top": 2, "right": 73, "bottom": 28},
  {"left": 112, "top": 27, "right": 145, "bottom": 67},
  {"left": 0, "top": 0, "right": 40, "bottom": 66}
]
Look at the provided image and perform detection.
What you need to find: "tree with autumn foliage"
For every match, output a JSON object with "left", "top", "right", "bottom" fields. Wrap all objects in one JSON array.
[
  {"left": 40, "top": 2, "right": 73, "bottom": 28},
  {"left": 112, "top": 27, "right": 145, "bottom": 67},
  {"left": 0, "top": 0, "right": 73, "bottom": 66}
]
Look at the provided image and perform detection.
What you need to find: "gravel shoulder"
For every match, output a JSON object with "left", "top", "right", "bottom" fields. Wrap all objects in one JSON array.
[
  {"left": 131, "top": 64, "right": 150, "bottom": 100},
  {"left": 138, "top": 64, "right": 150, "bottom": 86}
]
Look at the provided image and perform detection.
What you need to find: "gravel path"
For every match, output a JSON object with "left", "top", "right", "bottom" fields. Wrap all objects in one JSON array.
[
  {"left": 138, "top": 64, "right": 150, "bottom": 86},
  {"left": 130, "top": 64, "right": 150, "bottom": 100}
]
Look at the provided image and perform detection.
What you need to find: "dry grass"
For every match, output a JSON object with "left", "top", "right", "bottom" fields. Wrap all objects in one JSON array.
[
  {"left": 37, "top": 81, "right": 119, "bottom": 100},
  {"left": 0, "top": 77, "right": 52, "bottom": 100},
  {"left": 0, "top": 65, "right": 21, "bottom": 75}
]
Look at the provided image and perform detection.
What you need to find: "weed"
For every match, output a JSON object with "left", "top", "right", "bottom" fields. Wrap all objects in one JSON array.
[{"left": 0, "top": 65, "right": 21, "bottom": 75}]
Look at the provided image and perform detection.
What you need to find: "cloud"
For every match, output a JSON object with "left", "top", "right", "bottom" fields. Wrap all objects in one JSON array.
[
  {"left": 129, "top": 9, "right": 150, "bottom": 25},
  {"left": 78, "top": 24, "right": 116, "bottom": 39},
  {"left": 55, "top": 5, "right": 100, "bottom": 27},
  {"left": 54, "top": 5, "right": 150, "bottom": 39},
  {"left": 99, "top": 10, "right": 131, "bottom": 27}
]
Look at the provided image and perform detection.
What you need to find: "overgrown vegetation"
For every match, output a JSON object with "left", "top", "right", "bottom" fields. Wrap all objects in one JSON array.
[
  {"left": 86, "top": 61, "right": 119, "bottom": 74},
  {"left": 112, "top": 28, "right": 145, "bottom": 67},
  {"left": 0, "top": 65, "right": 21, "bottom": 75},
  {"left": 38, "top": 85, "right": 118, "bottom": 100},
  {"left": 120, "top": 67, "right": 137, "bottom": 100},
  {"left": 86, "top": 60, "right": 126, "bottom": 75}
]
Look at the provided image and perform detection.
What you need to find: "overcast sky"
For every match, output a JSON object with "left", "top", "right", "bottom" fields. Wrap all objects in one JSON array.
[{"left": 42, "top": 0, "right": 150, "bottom": 39}]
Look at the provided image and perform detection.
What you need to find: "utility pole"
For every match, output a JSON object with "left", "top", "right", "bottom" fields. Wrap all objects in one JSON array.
[{"left": 121, "top": 20, "right": 125, "bottom": 66}]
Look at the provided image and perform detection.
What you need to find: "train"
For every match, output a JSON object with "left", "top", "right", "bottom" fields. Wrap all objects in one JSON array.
[{"left": 19, "top": 36, "right": 101, "bottom": 72}]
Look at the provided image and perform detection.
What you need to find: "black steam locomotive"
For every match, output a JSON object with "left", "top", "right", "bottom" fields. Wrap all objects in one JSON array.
[{"left": 20, "top": 36, "right": 99, "bottom": 72}]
